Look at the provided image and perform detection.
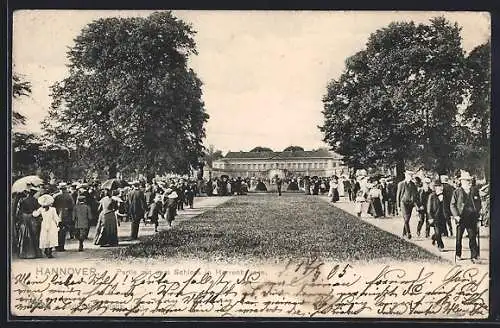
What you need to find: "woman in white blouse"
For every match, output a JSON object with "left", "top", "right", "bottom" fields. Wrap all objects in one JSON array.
[{"left": 32, "top": 194, "right": 61, "bottom": 258}]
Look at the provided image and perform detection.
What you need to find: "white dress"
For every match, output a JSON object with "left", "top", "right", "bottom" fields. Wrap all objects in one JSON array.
[{"left": 33, "top": 207, "right": 60, "bottom": 249}]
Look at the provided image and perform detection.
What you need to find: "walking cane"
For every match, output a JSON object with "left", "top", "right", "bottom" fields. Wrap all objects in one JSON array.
[{"left": 477, "top": 217, "right": 481, "bottom": 259}]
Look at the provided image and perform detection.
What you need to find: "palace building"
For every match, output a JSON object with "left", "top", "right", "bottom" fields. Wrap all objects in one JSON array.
[{"left": 208, "top": 149, "right": 347, "bottom": 179}]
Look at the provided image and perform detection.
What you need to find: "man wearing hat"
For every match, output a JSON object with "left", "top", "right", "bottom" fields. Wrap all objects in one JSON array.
[
  {"left": 427, "top": 179, "right": 446, "bottom": 251},
  {"left": 440, "top": 175, "right": 455, "bottom": 237},
  {"left": 128, "top": 181, "right": 147, "bottom": 239},
  {"left": 416, "top": 177, "right": 432, "bottom": 238},
  {"left": 396, "top": 170, "right": 418, "bottom": 239},
  {"left": 450, "top": 171, "right": 482, "bottom": 262},
  {"left": 73, "top": 195, "right": 91, "bottom": 251},
  {"left": 53, "top": 182, "right": 75, "bottom": 251},
  {"left": 386, "top": 176, "right": 397, "bottom": 216}
]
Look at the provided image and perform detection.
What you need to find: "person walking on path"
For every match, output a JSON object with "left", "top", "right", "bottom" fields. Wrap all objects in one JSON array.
[
  {"left": 396, "top": 170, "right": 418, "bottom": 239},
  {"left": 416, "top": 177, "right": 432, "bottom": 238},
  {"left": 33, "top": 195, "right": 61, "bottom": 258},
  {"left": 16, "top": 186, "right": 42, "bottom": 258},
  {"left": 386, "top": 177, "right": 397, "bottom": 216},
  {"left": 427, "top": 179, "right": 446, "bottom": 251},
  {"left": 128, "top": 181, "right": 147, "bottom": 240},
  {"left": 165, "top": 188, "right": 178, "bottom": 227},
  {"left": 440, "top": 175, "right": 455, "bottom": 237},
  {"left": 73, "top": 195, "right": 91, "bottom": 251},
  {"left": 94, "top": 191, "right": 119, "bottom": 247},
  {"left": 450, "top": 171, "right": 482, "bottom": 263},
  {"left": 328, "top": 177, "right": 340, "bottom": 203},
  {"left": 53, "top": 182, "right": 75, "bottom": 251}
]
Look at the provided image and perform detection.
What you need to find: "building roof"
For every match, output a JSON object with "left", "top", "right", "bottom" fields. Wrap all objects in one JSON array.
[{"left": 222, "top": 150, "right": 342, "bottom": 160}]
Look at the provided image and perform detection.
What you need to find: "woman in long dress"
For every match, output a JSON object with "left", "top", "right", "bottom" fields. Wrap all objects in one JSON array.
[
  {"left": 328, "top": 177, "right": 340, "bottom": 203},
  {"left": 367, "top": 182, "right": 384, "bottom": 218},
  {"left": 94, "top": 189, "right": 119, "bottom": 247},
  {"left": 16, "top": 188, "right": 42, "bottom": 258},
  {"left": 33, "top": 194, "right": 60, "bottom": 258}
]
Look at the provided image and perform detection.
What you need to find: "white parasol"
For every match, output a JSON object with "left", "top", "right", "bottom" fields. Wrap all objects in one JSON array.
[{"left": 12, "top": 175, "right": 44, "bottom": 193}]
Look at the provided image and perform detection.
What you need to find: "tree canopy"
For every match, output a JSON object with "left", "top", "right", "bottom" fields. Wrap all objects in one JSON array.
[
  {"left": 283, "top": 146, "right": 304, "bottom": 152},
  {"left": 12, "top": 73, "right": 32, "bottom": 126},
  {"left": 249, "top": 146, "right": 273, "bottom": 152},
  {"left": 42, "top": 11, "right": 209, "bottom": 177},
  {"left": 203, "top": 144, "right": 223, "bottom": 167},
  {"left": 320, "top": 17, "right": 480, "bottom": 177}
]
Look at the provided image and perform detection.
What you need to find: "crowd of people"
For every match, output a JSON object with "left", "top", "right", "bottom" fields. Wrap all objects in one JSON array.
[
  {"left": 13, "top": 176, "right": 200, "bottom": 259},
  {"left": 345, "top": 168, "right": 489, "bottom": 263},
  {"left": 13, "top": 169, "right": 489, "bottom": 263}
]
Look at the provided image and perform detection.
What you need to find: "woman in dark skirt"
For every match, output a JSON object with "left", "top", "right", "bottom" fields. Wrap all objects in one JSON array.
[
  {"left": 367, "top": 182, "right": 384, "bottom": 218},
  {"left": 94, "top": 189, "right": 119, "bottom": 247},
  {"left": 165, "top": 189, "right": 178, "bottom": 227},
  {"left": 16, "top": 187, "right": 42, "bottom": 258}
]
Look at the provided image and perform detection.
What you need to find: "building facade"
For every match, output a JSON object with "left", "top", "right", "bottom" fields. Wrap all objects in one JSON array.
[{"left": 209, "top": 150, "right": 348, "bottom": 179}]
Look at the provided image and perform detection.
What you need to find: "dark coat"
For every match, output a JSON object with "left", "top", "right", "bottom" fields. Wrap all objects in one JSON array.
[
  {"left": 442, "top": 183, "right": 454, "bottom": 218},
  {"left": 427, "top": 192, "right": 446, "bottom": 227},
  {"left": 418, "top": 187, "right": 432, "bottom": 211},
  {"left": 386, "top": 182, "right": 397, "bottom": 201},
  {"left": 450, "top": 187, "right": 482, "bottom": 226},
  {"left": 73, "top": 203, "right": 91, "bottom": 229},
  {"left": 128, "top": 188, "right": 146, "bottom": 218},
  {"left": 396, "top": 180, "right": 418, "bottom": 208}
]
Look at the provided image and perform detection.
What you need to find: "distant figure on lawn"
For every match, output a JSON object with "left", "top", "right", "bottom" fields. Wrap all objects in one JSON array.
[{"left": 275, "top": 175, "right": 282, "bottom": 196}]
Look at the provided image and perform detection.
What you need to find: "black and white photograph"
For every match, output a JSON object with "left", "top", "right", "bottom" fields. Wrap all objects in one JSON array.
[{"left": 9, "top": 10, "right": 491, "bottom": 318}]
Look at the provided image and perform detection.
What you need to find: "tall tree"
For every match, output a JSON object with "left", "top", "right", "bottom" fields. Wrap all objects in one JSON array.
[
  {"left": 42, "top": 12, "right": 209, "bottom": 177},
  {"left": 203, "top": 144, "right": 223, "bottom": 167},
  {"left": 320, "top": 17, "right": 466, "bottom": 178},
  {"left": 12, "top": 73, "right": 32, "bottom": 126},
  {"left": 457, "top": 41, "right": 490, "bottom": 178}
]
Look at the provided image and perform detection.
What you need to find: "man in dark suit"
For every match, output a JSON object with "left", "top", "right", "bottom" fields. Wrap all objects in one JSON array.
[
  {"left": 396, "top": 170, "right": 418, "bottom": 239},
  {"left": 54, "top": 182, "right": 75, "bottom": 250},
  {"left": 128, "top": 181, "right": 146, "bottom": 240},
  {"left": 440, "top": 175, "right": 455, "bottom": 237},
  {"left": 417, "top": 177, "right": 432, "bottom": 238},
  {"left": 427, "top": 179, "right": 446, "bottom": 251},
  {"left": 450, "top": 171, "right": 481, "bottom": 263},
  {"left": 380, "top": 178, "right": 388, "bottom": 216},
  {"left": 386, "top": 177, "right": 397, "bottom": 216}
]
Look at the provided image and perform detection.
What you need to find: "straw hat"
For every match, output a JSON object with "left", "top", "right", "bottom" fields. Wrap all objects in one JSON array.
[
  {"left": 38, "top": 194, "right": 54, "bottom": 207},
  {"left": 111, "top": 196, "right": 123, "bottom": 202},
  {"left": 58, "top": 182, "right": 68, "bottom": 188},
  {"left": 459, "top": 170, "right": 473, "bottom": 181}
]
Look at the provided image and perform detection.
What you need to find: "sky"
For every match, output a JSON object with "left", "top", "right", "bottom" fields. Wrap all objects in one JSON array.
[{"left": 12, "top": 10, "right": 490, "bottom": 153}]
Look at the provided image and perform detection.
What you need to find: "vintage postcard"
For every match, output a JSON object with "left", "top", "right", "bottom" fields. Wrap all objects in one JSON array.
[{"left": 10, "top": 10, "right": 490, "bottom": 319}]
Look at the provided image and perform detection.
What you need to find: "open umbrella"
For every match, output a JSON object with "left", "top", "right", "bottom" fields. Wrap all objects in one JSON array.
[
  {"left": 101, "top": 179, "right": 130, "bottom": 190},
  {"left": 12, "top": 175, "right": 44, "bottom": 193},
  {"left": 101, "top": 179, "right": 120, "bottom": 190}
]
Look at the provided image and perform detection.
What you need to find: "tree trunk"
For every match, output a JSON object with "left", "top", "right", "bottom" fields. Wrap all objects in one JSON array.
[
  {"left": 108, "top": 163, "right": 117, "bottom": 179},
  {"left": 395, "top": 158, "right": 405, "bottom": 181}
]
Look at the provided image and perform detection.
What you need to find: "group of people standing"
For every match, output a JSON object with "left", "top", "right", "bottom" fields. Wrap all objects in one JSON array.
[
  {"left": 349, "top": 169, "right": 488, "bottom": 263},
  {"left": 13, "top": 177, "right": 199, "bottom": 259}
]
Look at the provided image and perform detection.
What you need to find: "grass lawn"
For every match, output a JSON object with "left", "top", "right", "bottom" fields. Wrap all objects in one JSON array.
[{"left": 115, "top": 194, "right": 442, "bottom": 263}]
